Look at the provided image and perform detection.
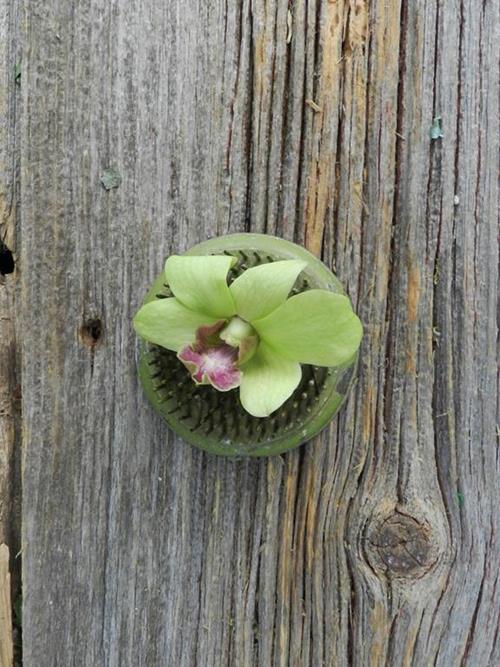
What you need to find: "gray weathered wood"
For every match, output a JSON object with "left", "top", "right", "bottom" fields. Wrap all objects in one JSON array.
[
  {"left": 0, "top": 1, "right": 21, "bottom": 663},
  {"left": 20, "top": 1, "right": 499, "bottom": 665},
  {"left": 0, "top": 545, "right": 13, "bottom": 667},
  {"left": 0, "top": 0, "right": 21, "bottom": 586}
]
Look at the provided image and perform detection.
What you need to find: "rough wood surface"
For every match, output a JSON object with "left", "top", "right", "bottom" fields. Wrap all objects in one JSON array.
[
  {"left": 0, "top": 545, "right": 13, "bottom": 667},
  {"left": 0, "top": 0, "right": 21, "bottom": 585},
  {"left": 20, "top": 1, "right": 499, "bottom": 666}
]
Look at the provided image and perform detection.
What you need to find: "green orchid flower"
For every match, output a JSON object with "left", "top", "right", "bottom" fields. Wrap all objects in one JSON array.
[{"left": 133, "top": 255, "right": 362, "bottom": 418}]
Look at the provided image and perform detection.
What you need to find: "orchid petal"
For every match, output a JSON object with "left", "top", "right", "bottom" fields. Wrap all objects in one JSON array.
[
  {"left": 239, "top": 342, "right": 301, "bottom": 417},
  {"left": 229, "top": 259, "right": 307, "bottom": 322},
  {"left": 253, "top": 289, "right": 363, "bottom": 367},
  {"left": 165, "top": 255, "right": 236, "bottom": 318},
  {"left": 133, "top": 298, "right": 220, "bottom": 351}
]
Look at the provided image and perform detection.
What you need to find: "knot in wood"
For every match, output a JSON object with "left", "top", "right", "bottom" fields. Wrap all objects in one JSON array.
[
  {"left": 366, "top": 512, "right": 438, "bottom": 579},
  {"left": 79, "top": 318, "right": 104, "bottom": 348}
]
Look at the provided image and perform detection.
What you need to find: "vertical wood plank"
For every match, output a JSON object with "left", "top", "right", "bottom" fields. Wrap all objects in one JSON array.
[
  {"left": 0, "top": 545, "right": 13, "bottom": 667},
  {"left": 0, "top": 1, "right": 21, "bottom": 631},
  {"left": 20, "top": 1, "right": 499, "bottom": 665}
]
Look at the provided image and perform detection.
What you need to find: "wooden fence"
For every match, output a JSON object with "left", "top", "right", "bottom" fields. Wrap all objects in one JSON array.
[{"left": 0, "top": 0, "right": 498, "bottom": 665}]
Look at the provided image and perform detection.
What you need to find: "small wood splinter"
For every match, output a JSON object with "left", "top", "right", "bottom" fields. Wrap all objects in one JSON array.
[{"left": 305, "top": 99, "right": 322, "bottom": 113}]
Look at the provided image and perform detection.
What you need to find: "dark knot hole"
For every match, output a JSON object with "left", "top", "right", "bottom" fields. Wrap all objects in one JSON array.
[
  {"left": 0, "top": 242, "right": 15, "bottom": 275},
  {"left": 80, "top": 318, "right": 104, "bottom": 347}
]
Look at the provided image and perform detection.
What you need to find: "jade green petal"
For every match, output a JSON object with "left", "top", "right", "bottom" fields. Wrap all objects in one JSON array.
[
  {"left": 164, "top": 255, "right": 237, "bottom": 318},
  {"left": 253, "top": 289, "right": 363, "bottom": 367},
  {"left": 133, "top": 298, "right": 221, "bottom": 351},
  {"left": 239, "top": 342, "right": 301, "bottom": 417},
  {"left": 229, "top": 259, "right": 307, "bottom": 322}
]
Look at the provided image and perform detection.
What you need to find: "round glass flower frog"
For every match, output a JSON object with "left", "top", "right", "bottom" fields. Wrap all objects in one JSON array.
[{"left": 134, "top": 234, "right": 362, "bottom": 457}]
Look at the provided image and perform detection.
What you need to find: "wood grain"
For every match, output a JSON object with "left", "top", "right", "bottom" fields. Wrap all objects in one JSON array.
[
  {"left": 19, "top": 0, "right": 499, "bottom": 665},
  {"left": 0, "top": 545, "right": 13, "bottom": 667},
  {"left": 0, "top": 0, "right": 21, "bottom": 595}
]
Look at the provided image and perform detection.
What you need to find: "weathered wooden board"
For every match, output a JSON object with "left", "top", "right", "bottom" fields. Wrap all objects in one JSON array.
[
  {"left": 0, "top": 0, "right": 21, "bottom": 620},
  {"left": 0, "top": 545, "right": 13, "bottom": 667},
  {"left": 20, "top": 0, "right": 499, "bottom": 665}
]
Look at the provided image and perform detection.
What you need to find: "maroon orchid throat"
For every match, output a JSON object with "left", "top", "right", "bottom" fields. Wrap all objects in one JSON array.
[{"left": 177, "top": 318, "right": 258, "bottom": 392}]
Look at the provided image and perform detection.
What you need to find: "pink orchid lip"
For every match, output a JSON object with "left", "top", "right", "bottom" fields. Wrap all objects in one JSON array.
[
  {"left": 178, "top": 344, "right": 241, "bottom": 391},
  {"left": 177, "top": 320, "right": 242, "bottom": 392}
]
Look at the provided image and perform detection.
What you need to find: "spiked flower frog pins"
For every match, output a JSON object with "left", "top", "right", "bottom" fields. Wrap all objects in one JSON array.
[{"left": 134, "top": 234, "right": 362, "bottom": 457}]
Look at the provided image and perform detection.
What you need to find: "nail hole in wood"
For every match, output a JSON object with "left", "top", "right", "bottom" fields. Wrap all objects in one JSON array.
[
  {"left": 80, "top": 318, "right": 104, "bottom": 348},
  {"left": 0, "top": 242, "right": 15, "bottom": 275}
]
